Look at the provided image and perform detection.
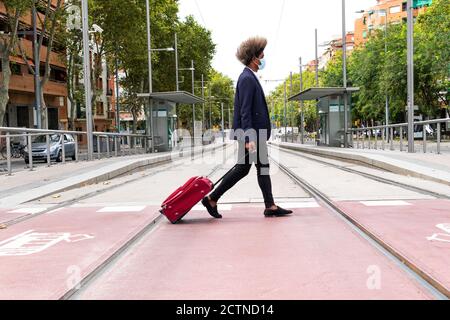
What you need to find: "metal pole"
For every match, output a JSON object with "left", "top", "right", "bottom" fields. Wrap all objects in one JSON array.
[
  {"left": 221, "top": 102, "right": 224, "bottom": 143},
  {"left": 145, "top": 0, "right": 154, "bottom": 154},
  {"left": 437, "top": 123, "right": 441, "bottom": 154},
  {"left": 61, "top": 134, "right": 65, "bottom": 163},
  {"left": 384, "top": 10, "right": 390, "bottom": 141},
  {"left": 106, "top": 135, "right": 110, "bottom": 157},
  {"left": 81, "top": 0, "right": 94, "bottom": 161},
  {"left": 27, "top": 134, "right": 33, "bottom": 170},
  {"left": 201, "top": 74, "right": 205, "bottom": 132},
  {"left": 32, "top": 4, "right": 41, "bottom": 129},
  {"left": 290, "top": 71, "right": 293, "bottom": 143},
  {"left": 315, "top": 28, "right": 319, "bottom": 86},
  {"left": 175, "top": 33, "right": 179, "bottom": 91},
  {"left": 284, "top": 81, "right": 287, "bottom": 142},
  {"left": 174, "top": 33, "right": 179, "bottom": 131},
  {"left": 209, "top": 87, "right": 212, "bottom": 130},
  {"left": 191, "top": 60, "right": 195, "bottom": 155},
  {"left": 6, "top": 133, "right": 11, "bottom": 175},
  {"left": 300, "top": 57, "right": 304, "bottom": 144},
  {"left": 407, "top": 0, "right": 414, "bottom": 153},
  {"left": 97, "top": 135, "right": 101, "bottom": 159},
  {"left": 115, "top": 45, "right": 121, "bottom": 143},
  {"left": 342, "top": 0, "right": 348, "bottom": 148},
  {"left": 46, "top": 134, "right": 50, "bottom": 166},
  {"left": 75, "top": 135, "right": 79, "bottom": 161}
]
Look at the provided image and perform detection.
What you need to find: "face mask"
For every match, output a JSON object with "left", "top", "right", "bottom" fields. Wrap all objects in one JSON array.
[{"left": 257, "top": 57, "right": 266, "bottom": 70}]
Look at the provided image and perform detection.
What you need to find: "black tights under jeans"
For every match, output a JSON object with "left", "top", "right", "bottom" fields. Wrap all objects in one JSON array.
[{"left": 209, "top": 140, "right": 275, "bottom": 209}]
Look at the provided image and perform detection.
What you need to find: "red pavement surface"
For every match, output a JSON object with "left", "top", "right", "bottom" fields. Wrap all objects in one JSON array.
[
  {"left": 77, "top": 205, "right": 433, "bottom": 300},
  {"left": 336, "top": 199, "right": 450, "bottom": 294},
  {"left": 0, "top": 206, "right": 160, "bottom": 300},
  {"left": 0, "top": 209, "right": 28, "bottom": 224}
]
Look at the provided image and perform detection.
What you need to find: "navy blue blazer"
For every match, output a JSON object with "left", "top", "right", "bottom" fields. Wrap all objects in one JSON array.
[{"left": 231, "top": 67, "right": 271, "bottom": 142}]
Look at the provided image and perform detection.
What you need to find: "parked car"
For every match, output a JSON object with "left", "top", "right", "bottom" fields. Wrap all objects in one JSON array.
[
  {"left": 413, "top": 124, "right": 434, "bottom": 139},
  {"left": 24, "top": 133, "right": 76, "bottom": 164}
]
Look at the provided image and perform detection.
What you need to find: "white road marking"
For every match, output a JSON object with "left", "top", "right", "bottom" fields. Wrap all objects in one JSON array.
[
  {"left": 427, "top": 223, "right": 450, "bottom": 243},
  {"left": 360, "top": 200, "right": 411, "bottom": 207},
  {"left": 191, "top": 204, "right": 233, "bottom": 211},
  {"left": 276, "top": 202, "right": 320, "bottom": 208},
  {"left": 7, "top": 207, "right": 48, "bottom": 214},
  {"left": 97, "top": 206, "right": 146, "bottom": 213},
  {"left": 0, "top": 230, "right": 94, "bottom": 256}
]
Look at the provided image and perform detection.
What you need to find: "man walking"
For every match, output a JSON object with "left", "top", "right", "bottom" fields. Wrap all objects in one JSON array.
[{"left": 202, "top": 36, "right": 293, "bottom": 219}]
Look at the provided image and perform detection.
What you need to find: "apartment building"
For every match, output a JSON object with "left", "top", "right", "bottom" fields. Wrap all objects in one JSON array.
[
  {"left": 0, "top": 0, "right": 68, "bottom": 129},
  {"left": 354, "top": 0, "right": 432, "bottom": 46}
]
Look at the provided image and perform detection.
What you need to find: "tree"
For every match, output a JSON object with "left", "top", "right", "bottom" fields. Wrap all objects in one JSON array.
[{"left": 17, "top": 0, "right": 65, "bottom": 129}]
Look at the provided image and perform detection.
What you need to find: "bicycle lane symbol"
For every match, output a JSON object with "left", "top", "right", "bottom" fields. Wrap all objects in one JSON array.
[
  {"left": 0, "top": 230, "right": 94, "bottom": 257},
  {"left": 426, "top": 223, "right": 450, "bottom": 243}
]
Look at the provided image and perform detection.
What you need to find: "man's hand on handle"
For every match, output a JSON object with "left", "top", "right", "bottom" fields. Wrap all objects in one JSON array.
[{"left": 245, "top": 141, "right": 257, "bottom": 153}]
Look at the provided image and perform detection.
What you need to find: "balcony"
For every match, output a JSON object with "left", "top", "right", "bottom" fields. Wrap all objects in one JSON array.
[
  {"left": 18, "top": 38, "right": 65, "bottom": 69},
  {"left": 3, "top": 73, "right": 67, "bottom": 97}
]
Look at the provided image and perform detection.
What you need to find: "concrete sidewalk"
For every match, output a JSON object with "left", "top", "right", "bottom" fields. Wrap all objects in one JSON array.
[
  {"left": 0, "top": 143, "right": 227, "bottom": 208},
  {"left": 272, "top": 141, "right": 450, "bottom": 186}
]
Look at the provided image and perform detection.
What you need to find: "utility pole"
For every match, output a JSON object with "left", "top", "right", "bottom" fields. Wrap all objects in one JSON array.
[
  {"left": 315, "top": 28, "right": 319, "bottom": 86},
  {"left": 342, "top": 0, "right": 349, "bottom": 148},
  {"left": 81, "top": 0, "right": 93, "bottom": 160},
  {"left": 290, "top": 71, "right": 293, "bottom": 143},
  {"left": 201, "top": 74, "right": 205, "bottom": 132},
  {"left": 221, "top": 102, "right": 224, "bottom": 143},
  {"left": 145, "top": 0, "right": 154, "bottom": 153},
  {"left": 191, "top": 60, "right": 195, "bottom": 156},
  {"left": 284, "top": 81, "right": 287, "bottom": 142},
  {"left": 32, "top": 4, "right": 41, "bottom": 129},
  {"left": 115, "top": 45, "right": 120, "bottom": 133},
  {"left": 300, "top": 57, "right": 304, "bottom": 144},
  {"left": 174, "top": 33, "right": 179, "bottom": 130},
  {"left": 407, "top": 0, "right": 414, "bottom": 153}
]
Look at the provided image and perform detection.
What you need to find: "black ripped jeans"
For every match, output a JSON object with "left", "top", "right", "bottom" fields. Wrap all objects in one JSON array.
[{"left": 209, "top": 139, "right": 275, "bottom": 209}]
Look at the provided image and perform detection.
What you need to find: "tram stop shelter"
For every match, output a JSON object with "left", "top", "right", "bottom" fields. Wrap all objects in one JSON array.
[
  {"left": 137, "top": 91, "right": 204, "bottom": 152},
  {"left": 289, "top": 87, "right": 359, "bottom": 147}
]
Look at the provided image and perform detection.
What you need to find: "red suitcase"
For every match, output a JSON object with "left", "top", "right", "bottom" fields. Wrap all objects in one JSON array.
[{"left": 160, "top": 176, "right": 214, "bottom": 223}]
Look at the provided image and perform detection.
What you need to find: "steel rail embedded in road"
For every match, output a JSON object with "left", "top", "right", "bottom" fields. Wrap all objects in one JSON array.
[
  {"left": 2, "top": 144, "right": 230, "bottom": 228},
  {"left": 269, "top": 153, "right": 449, "bottom": 300},
  {"left": 270, "top": 144, "right": 450, "bottom": 200}
]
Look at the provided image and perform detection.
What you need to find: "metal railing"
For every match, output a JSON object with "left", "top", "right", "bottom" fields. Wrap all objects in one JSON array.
[
  {"left": 0, "top": 126, "right": 154, "bottom": 175},
  {"left": 351, "top": 118, "right": 450, "bottom": 154}
]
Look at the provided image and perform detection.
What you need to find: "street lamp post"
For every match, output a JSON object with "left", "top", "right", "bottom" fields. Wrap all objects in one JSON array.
[
  {"left": 342, "top": 0, "right": 349, "bottom": 148},
  {"left": 221, "top": 102, "right": 224, "bottom": 143},
  {"left": 284, "top": 81, "right": 287, "bottom": 142},
  {"left": 315, "top": 28, "right": 319, "bottom": 87},
  {"left": 289, "top": 72, "right": 294, "bottom": 143},
  {"left": 145, "top": 0, "right": 154, "bottom": 153},
  {"left": 407, "top": 0, "right": 414, "bottom": 153},
  {"left": 299, "top": 57, "right": 304, "bottom": 144},
  {"left": 81, "top": 0, "right": 94, "bottom": 160}
]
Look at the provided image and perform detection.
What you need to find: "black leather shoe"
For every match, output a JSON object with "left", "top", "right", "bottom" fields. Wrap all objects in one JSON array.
[
  {"left": 264, "top": 206, "right": 293, "bottom": 217},
  {"left": 201, "top": 197, "right": 222, "bottom": 219}
]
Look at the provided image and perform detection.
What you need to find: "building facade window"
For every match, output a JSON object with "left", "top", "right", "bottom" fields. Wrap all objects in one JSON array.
[
  {"left": 96, "top": 101, "right": 104, "bottom": 116},
  {"left": 390, "top": 5, "right": 401, "bottom": 14}
]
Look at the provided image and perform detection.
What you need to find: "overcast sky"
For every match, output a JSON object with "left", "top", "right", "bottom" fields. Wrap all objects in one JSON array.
[{"left": 178, "top": 0, "right": 376, "bottom": 93}]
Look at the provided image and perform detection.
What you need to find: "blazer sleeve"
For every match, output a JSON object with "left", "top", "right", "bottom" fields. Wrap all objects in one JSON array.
[{"left": 239, "top": 76, "right": 257, "bottom": 142}]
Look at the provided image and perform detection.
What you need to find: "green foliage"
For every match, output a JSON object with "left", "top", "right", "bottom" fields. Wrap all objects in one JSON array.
[{"left": 270, "top": 0, "right": 449, "bottom": 128}]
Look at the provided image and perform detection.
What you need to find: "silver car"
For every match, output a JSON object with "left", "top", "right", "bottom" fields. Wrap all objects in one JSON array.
[{"left": 24, "top": 134, "right": 76, "bottom": 164}]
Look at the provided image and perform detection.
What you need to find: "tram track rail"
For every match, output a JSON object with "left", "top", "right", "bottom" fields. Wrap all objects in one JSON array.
[
  {"left": 2, "top": 144, "right": 231, "bottom": 228},
  {"left": 60, "top": 147, "right": 233, "bottom": 300},
  {"left": 270, "top": 144, "right": 450, "bottom": 200},
  {"left": 270, "top": 153, "right": 449, "bottom": 300}
]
